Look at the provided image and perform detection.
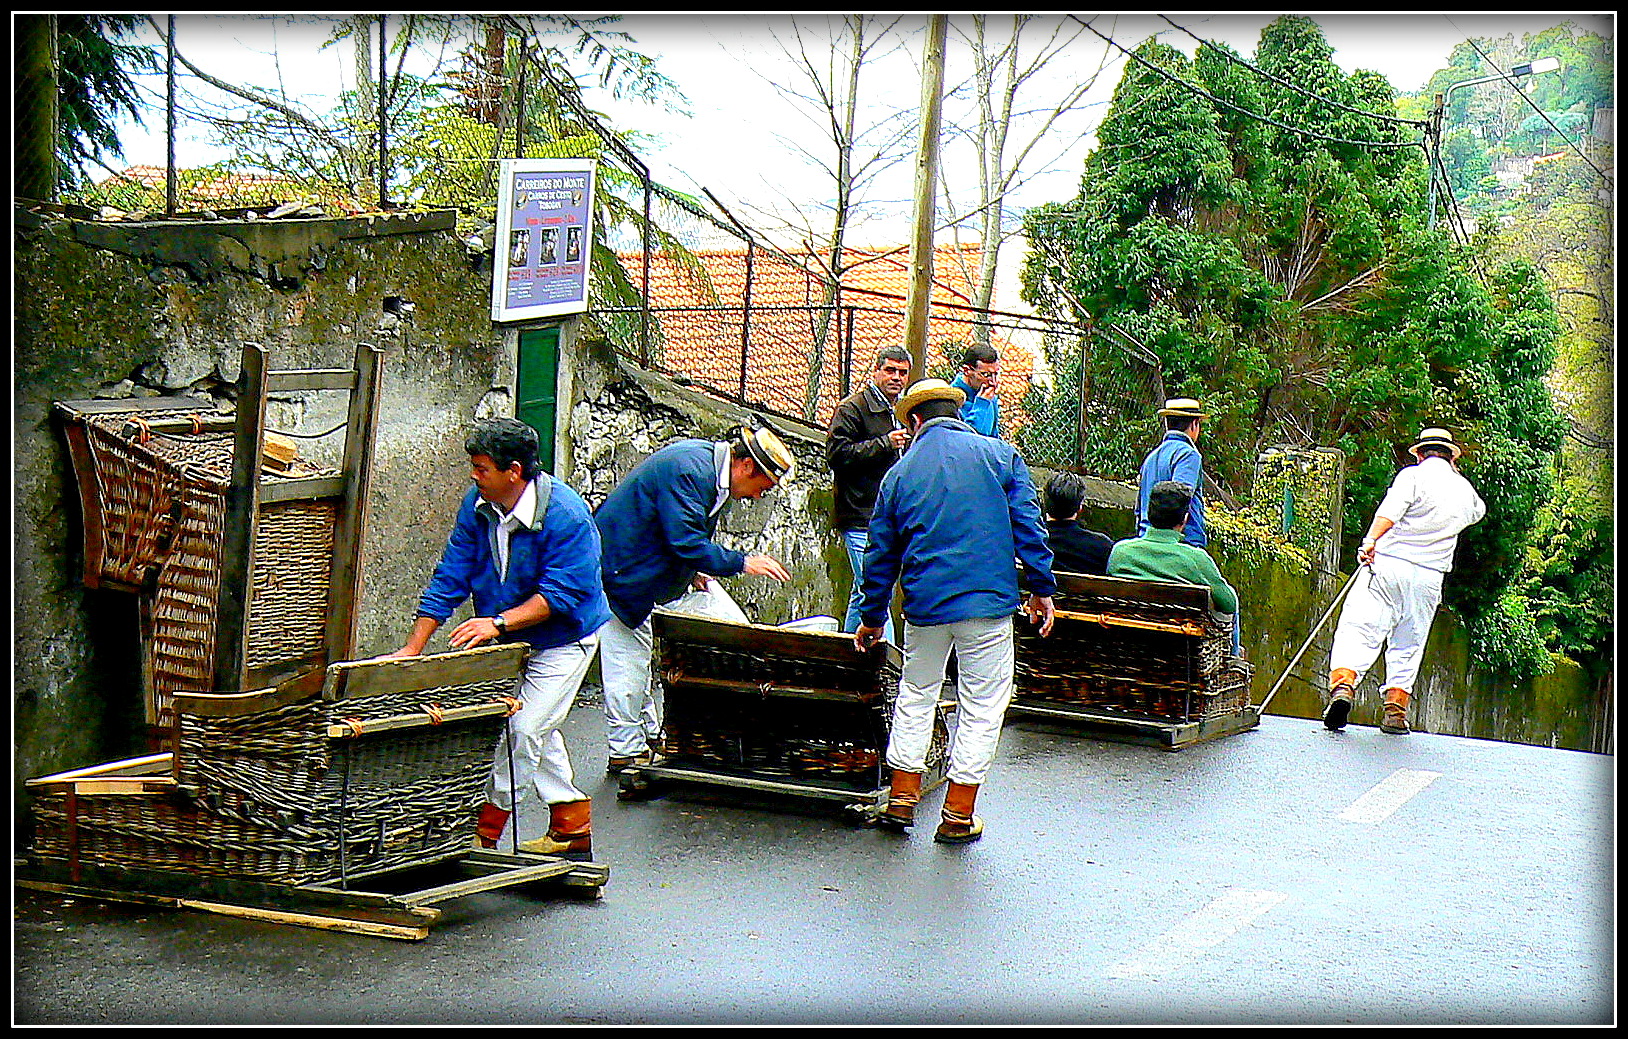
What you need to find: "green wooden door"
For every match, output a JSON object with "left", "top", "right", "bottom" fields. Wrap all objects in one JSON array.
[{"left": 516, "top": 325, "right": 559, "bottom": 473}]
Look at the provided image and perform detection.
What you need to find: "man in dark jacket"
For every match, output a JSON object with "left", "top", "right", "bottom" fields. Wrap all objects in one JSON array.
[
  {"left": 593, "top": 422, "right": 794, "bottom": 772},
  {"left": 856, "top": 379, "right": 1056, "bottom": 845},
  {"left": 388, "top": 418, "right": 610, "bottom": 858},
  {"left": 1041, "top": 471, "right": 1113, "bottom": 576},
  {"left": 826, "top": 346, "right": 913, "bottom": 640}
]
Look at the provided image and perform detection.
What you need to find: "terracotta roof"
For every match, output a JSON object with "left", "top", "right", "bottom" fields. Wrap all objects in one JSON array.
[
  {"left": 618, "top": 242, "right": 1038, "bottom": 431},
  {"left": 96, "top": 166, "right": 361, "bottom": 209}
]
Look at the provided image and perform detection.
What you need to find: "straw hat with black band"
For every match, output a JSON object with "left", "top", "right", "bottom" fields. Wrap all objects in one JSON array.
[
  {"left": 738, "top": 419, "right": 796, "bottom": 484},
  {"left": 894, "top": 378, "right": 967, "bottom": 426},
  {"left": 1409, "top": 427, "right": 1463, "bottom": 462},
  {"left": 1156, "top": 397, "right": 1207, "bottom": 419}
]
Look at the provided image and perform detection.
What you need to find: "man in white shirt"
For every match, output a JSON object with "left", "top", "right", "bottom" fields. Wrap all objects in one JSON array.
[{"left": 1323, "top": 428, "right": 1487, "bottom": 735}]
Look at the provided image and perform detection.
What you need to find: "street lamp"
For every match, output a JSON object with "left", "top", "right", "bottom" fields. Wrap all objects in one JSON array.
[{"left": 1426, "top": 56, "right": 1562, "bottom": 229}]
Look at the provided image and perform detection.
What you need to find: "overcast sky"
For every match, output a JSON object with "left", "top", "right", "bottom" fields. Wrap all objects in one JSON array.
[{"left": 109, "top": 12, "right": 1609, "bottom": 244}]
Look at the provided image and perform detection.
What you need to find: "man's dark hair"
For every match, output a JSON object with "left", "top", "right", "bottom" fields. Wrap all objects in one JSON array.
[
  {"left": 907, "top": 398, "right": 962, "bottom": 425},
  {"left": 1044, "top": 471, "right": 1088, "bottom": 521},
  {"left": 1165, "top": 414, "right": 1201, "bottom": 434},
  {"left": 1147, "top": 480, "right": 1192, "bottom": 531},
  {"left": 466, "top": 417, "right": 543, "bottom": 480},
  {"left": 1416, "top": 445, "right": 1454, "bottom": 460},
  {"left": 960, "top": 343, "right": 998, "bottom": 367},
  {"left": 874, "top": 346, "right": 911, "bottom": 369}
]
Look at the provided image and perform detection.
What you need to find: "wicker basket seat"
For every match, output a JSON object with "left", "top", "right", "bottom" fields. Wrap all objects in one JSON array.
[
  {"left": 28, "top": 645, "right": 527, "bottom": 886},
  {"left": 1015, "top": 572, "right": 1254, "bottom": 723},
  {"left": 652, "top": 612, "right": 947, "bottom": 792}
]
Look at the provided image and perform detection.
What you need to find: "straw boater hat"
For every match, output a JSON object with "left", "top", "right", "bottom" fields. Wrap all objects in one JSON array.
[
  {"left": 1409, "top": 427, "right": 1463, "bottom": 461},
  {"left": 894, "top": 378, "right": 966, "bottom": 425},
  {"left": 1156, "top": 397, "right": 1208, "bottom": 419},
  {"left": 739, "top": 422, "right": 796, "bottom": 484}
]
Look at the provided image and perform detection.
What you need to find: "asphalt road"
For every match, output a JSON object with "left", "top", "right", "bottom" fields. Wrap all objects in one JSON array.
[{"left": 12, "top": 703, "right": 1615, "bottom": 1026}]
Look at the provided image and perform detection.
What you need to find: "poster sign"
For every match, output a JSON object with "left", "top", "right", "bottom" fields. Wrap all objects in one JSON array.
[{"left": 491, "top": 157, "right": 596, "bottom": 322}]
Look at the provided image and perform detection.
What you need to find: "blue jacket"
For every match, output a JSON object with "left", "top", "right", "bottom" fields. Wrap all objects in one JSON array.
[
  {"left": 951, "top": 373, "right": 1000, "bottom": 437},
  {"left": 859, "top": 417, "right": 1055, "bottom": 628},
  {"left": 595, "top": 439, "right": 746, "bottom": 628},
  {"left": 1136, "top": 430, "right": 1208, "bottom": 547},
  {"left": 417, "top": 477, "right": 611, "bottom": 651}
]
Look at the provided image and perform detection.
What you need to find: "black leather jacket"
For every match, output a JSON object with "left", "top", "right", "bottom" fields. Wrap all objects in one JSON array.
[{"left": 826, "top": 383, "right": 904, "bottom": 531}]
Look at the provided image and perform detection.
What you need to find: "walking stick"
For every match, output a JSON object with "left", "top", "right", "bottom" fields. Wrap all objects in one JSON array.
[{"left": 1255, "top": 566, "right": 1363, "bottom": 717}]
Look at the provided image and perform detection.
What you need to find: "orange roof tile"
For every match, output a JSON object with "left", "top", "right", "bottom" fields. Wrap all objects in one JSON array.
[{"left": 619, "top": 242, "right": 1038, "bottom": 431}]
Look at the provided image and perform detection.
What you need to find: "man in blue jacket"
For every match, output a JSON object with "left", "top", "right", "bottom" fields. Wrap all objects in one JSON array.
[
  {"left": 949, "top": 343, "right": 1001, "bottom": 437},
  {"left": 1135, "top": 397, "right": 1209, "bottom": 547},
  {"left": 388, "top": 418, "right": 611, "bottom": 859},
  {"left": 594, "top": 421, "right": 794, "bottom": 773},
  {"left": 856, "top": 379, "right": 1056, "bottom": 844}
]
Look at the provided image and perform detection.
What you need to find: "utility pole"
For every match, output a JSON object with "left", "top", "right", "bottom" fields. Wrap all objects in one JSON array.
[
  {"left": 15, "top": 13, "right": 58, "bottom": 202},
  {"left": 902, "top": 14, "right": 948, "bottom": 379}
]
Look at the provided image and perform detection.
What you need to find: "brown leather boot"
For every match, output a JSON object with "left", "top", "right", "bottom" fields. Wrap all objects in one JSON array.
[
  {"left": 934, "top": 781, "right": 985, "bottom": 844},
  {"left": 1323, "top": 667, "right": 1358, "bottom": 731},
  {"left": 877, "top": 769, "right": 922, "bottom": 832},
  {"left": 520, "top": 799, "right": 593, "bottom": 858},
  {"left": 1381, "top": 688, "right": 1411, "bottom": 735},
  {"left": 473, "top": 802, "right": 510, "bottom": 849}
]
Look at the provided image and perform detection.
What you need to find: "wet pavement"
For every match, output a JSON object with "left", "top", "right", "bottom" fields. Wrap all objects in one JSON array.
[{"left": 12, "top": 701, "right": 1615, "bottom": 1025}]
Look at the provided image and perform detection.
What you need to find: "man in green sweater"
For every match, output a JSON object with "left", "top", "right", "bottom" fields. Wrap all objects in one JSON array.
[{"left": 1109, "top": 480, "right": 1242, "bottom": 657}]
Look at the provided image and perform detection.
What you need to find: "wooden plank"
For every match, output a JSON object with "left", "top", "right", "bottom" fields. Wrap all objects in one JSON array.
[
  {"left": 16, "top": 878, "right": 182, "bottom": 909},
  {"left": 212, "top": 341, "right": 268, "bottom": 692},
  {"left": 51, "top": 396, "right": 217, "bottom": 419},
  {"left": 1052, "top": 609, "right": 1209, "bottom": 637},
  {"left": 661, "top": 672, "right": 880, "bottom": 704},
  {"left": 26, "top": 752, "right": 173, "bottom": 787},
  {"left": 324, "top": 342, "right": 383, "bottom": 666},
  {"left": 322, "top": 643, "right": 527, "bottom": 701},
  {"left": 175, "top": 898, "right": 428, "bottom": 940},
  {"left": 398, "top": 860, "right": 580, "bottom": 905},
  {"left": 173, "top": 666, "right": 324, "bottom": 718},
  {"left": 263, "top": 368, "right": 358, "bottom": 393},
  {"left": 1056, "top": 571, "right": 1211, "bottom": 610},
  {"left": 463, "top": 848, "right": 611, "bottom": 887},
  {"left": 257, "top": 474, "right": 347, "bottom": 504},
  {"left": 325, "top": 699, "right": 513, "bottom": 738},
  {"left": 654, "top": 611, "right": 902, "bottom": 669}
]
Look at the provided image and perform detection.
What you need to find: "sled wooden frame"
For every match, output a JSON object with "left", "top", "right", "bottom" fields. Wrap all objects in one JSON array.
[
  {"left": 1009, "top": 572, "right": 1258, "bottom": 751},
  {"left": 17, "top": 847, "right": 609, "bottom": 942},
  {"left": 620, "top": 613, "right": 950, "bottom": 823},
  {"left": 21, "top": 749, "right": 609, "bottom": 942}
]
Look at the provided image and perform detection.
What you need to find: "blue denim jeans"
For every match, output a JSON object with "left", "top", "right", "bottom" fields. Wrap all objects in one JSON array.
[{"left": 842, "top": 526, "right": 895, "bottom": 645}]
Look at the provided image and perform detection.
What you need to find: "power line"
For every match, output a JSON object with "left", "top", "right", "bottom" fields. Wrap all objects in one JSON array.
[
  {"left": 1444, "top": 17, "right": 1613, "bottom": 184},
  {"left": 1067, "top": 15, "right": 1423, "bottom": 152},
  {"left": 1157, "top": 14, "right": 1427, "bottom": 129}
]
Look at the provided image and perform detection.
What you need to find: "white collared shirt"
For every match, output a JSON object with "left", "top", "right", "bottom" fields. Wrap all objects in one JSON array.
[
  {"left": 482, "top": 478, "right": 538, "bottom": 581},
  {"left": 710, "top": 443, "right": 730, "bottom": 517},
  {"left": 1373, "top": 456, "right": 1487, "bottom": 572}
]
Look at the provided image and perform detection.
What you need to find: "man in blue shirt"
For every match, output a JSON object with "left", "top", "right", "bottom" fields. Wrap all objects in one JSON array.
[
  {"left": 1135, "top": 397, "right": 1209, "bottom": 547},
  {"left": 856, "top": 379, "right": 1055, "bottom": 844},
  {"left": 594, "top": 421, "right": 794, "bottom": 773},
  {"left": 949, "top": 343, "right": 1001, "bottom": 437},
  {"left": 388, "top": 418, "right": 611, "bottom": 859}
]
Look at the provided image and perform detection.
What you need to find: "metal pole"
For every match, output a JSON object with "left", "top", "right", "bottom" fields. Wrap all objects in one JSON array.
[
  {"left": 1255, "top": 567, "right": 1362, "bottom": 717},
  {"left": 901, "top": 14, "right": 948, "bottom": 379},
  {"left": 164, "top": 16, "right": 177, "bottom": 216},
  {"left": 739, "top": 241, "right": 753, "bottom": 400},
  {"left": 377, "top": 14, "right": 388, "bottom": 209},
  {"left": 641, "top": 182, "right": 652, "bottom": 365},
  {"left": 515, "top": 45, "right": 527, "bottom": 159}
]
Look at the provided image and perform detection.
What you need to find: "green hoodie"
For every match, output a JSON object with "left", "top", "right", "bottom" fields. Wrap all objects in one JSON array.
[{"left": 1107, "top": 527, "right": 1238, "bottom": 615}]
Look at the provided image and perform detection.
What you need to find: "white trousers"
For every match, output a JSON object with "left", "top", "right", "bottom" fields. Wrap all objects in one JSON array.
[
  {"left": 887, "top": 615, "right": 1014, "bottom": 787},
  {"left": 485, "top": 635, "right": 598, "bottom": 810},
  {"left": 1329, "top": 555, "right": 1445, "bottom": 695},
  {"left": 599, "top": 584, "right": 748, "bottom": 757}
]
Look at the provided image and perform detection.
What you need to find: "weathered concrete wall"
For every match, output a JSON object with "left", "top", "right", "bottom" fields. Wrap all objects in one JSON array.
[{"left": 13, "top": 209, "right": 519, "bottom": 822}]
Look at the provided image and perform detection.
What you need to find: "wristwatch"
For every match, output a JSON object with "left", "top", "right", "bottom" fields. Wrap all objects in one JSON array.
[{"left": 491, "top": 615, "right": 508, "bottom": 635}]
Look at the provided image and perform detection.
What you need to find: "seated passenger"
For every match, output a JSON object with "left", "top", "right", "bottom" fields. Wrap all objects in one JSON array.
[
  {"left": 1108, "top": 480, "right": 1243, "bottom": 658},
  {"left": 1041, "top": 471, "right": 1113, "bottom": 576}
]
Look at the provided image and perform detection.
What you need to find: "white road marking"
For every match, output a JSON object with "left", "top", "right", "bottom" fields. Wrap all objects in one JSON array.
[
  {"left": 1106, "top": 888, "right": 1288, "bottom": 980},
  {"left": 1338, "top": 768, "right": 1443, "bottom": 824}
]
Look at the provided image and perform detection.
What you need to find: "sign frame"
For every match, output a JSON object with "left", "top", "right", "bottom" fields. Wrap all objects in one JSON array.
[{"left": 491, "top": 157, "right": 597, "bottom": 323}]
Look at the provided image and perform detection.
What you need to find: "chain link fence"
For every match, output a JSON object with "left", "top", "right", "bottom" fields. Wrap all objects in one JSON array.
[{"left": 17, "top": 13, "right": 1166, "bottom": 479}]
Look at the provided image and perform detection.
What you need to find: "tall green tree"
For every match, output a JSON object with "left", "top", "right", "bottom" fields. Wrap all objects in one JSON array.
[{"left": 1022, "top": 15, "right": 1573, "bottom": 677}]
